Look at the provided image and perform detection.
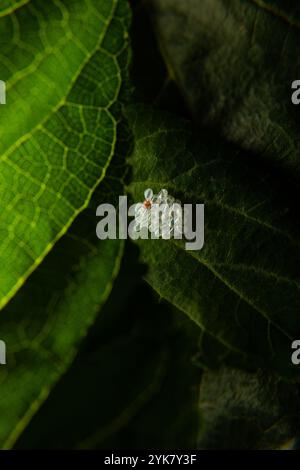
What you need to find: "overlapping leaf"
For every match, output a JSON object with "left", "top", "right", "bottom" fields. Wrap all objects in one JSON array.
[
  {"left": 149, "top": 0, "right": 300, "bottom": 178},
  {"left": 0, "top": 124, "right": 130, "bottom": 448},
  {"left": 10, "top": 247, "right": 200, "bottom": 450},
  {"left": 127, "top": 104, "right": 300, "bottom": 378},
  {"left": 199, "top": 367, "right": 300, "bottom": 449},
  {"left": 0, "top": 0, "right": 130, "bottom": 309},
  {"left": 0, "top": 0, "right": 132, "bottom": 448}
]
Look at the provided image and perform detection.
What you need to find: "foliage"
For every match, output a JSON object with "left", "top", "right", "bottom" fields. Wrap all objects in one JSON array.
[{"left": 0, "top": 0, "right": 299, "bottom": 450}]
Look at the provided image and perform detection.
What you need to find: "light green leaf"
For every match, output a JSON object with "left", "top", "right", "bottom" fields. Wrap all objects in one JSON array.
[
  {"left": 149, "top": 0, "right": 300, "bottom": 178},
  {"left": 127, "top": 104, "right": 300, "bottom": 378},
  {"left": 0, "top": 126, "right": 129, "bottom": 448},
  {"left": 0, "top": 0, "right": 130, "bottom": 309}
]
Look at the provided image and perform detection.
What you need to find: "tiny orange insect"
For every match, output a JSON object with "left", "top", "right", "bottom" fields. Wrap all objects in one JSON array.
[{"left": 143, "top": 199, "right": 152, "bottom": 209}]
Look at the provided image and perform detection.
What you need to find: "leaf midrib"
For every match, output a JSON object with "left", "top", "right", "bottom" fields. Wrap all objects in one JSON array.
[
  {"left": 173, "top": 239, "right": 293, "bottom": 342},
  {"left": 0, "top": 0, "right": 30, "bottom": 19}
]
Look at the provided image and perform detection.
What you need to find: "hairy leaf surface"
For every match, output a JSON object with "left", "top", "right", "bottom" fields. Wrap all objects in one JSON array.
[
  {"left": 149, "top": 0, "right": 300, "bottom": 178},
  {"left": 199, "top": 367, "right": 300, "bottom": 449},
  {"left": 127, "top": 104, "right": 300, "bottom": 378}
]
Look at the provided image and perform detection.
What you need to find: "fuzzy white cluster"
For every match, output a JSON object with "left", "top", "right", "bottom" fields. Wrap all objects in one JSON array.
[{"left": 133, "top": 188, "right": 182, "bottom": 238}]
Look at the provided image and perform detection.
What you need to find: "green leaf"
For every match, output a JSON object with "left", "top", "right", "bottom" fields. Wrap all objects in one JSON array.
[
  {"left": 0, "top": 103, "right": 133, "bottom": 448},
  {"left": 0, "top": 242, "right": 123, "bottom": 451},
  {"left": 127, "top": 104, "right": 300, "bottom": 378},
  {"left": 0, "top": 0, "right": 130, "bottom": 309},
  {"left": 0, "top": 169, "right": 124, "bottom": 449},
  {"left": 0, "top": 1, "right": 30, "bottom": 16},
  {"left": 14, "top": 263, "right": 201, "bottom": 450},
  {"left": 198, "top": 367, "right": 300, "bottom": 449},
  {"left": 130, "top": 0, "right": 189, "bottom": 116},
  {"left": 148, "top": 0, "right": 300, "bottom": 178}
]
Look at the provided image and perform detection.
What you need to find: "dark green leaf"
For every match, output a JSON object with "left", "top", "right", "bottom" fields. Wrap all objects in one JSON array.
[
  {"left": 14, "top": 245, "right": 201, "bottom": 450},
  {"left": 127, "top": 104, "right": 300, "bottom": 378},
  {"left": 198, "top": 367, "right": 300, "bottom": 449},
  {"left": 149, "top": 0, "right": 300, "bottom": 178}
]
